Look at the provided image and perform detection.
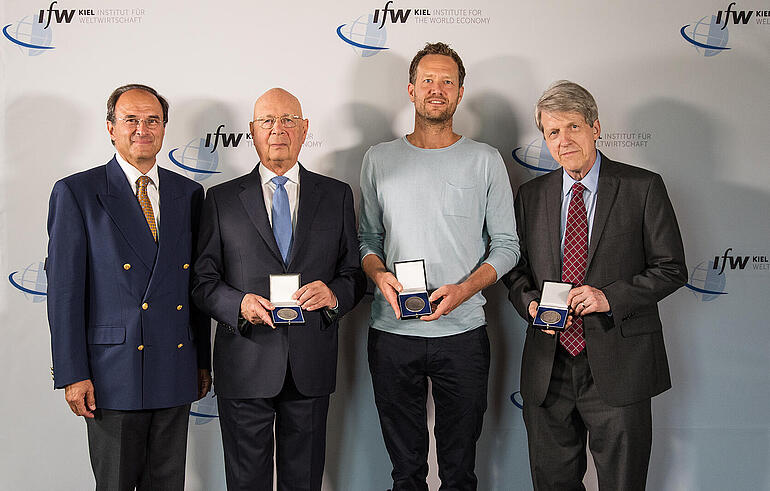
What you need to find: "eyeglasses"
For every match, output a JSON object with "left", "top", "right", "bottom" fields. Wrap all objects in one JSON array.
[
  {"left": 116, "top": 117, "right": 163, "bottom": 129},
  {"left": 252, "top": 115, "right": 303, "bottom": 130}
]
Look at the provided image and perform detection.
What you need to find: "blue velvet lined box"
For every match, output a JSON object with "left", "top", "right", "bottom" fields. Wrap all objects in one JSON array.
[
  {"left": 532, "top": 281, "right": 572, "bottom": 331},
  {"left": 270, "top": 274, "right": 305, "bottom": 326},
  {"left": 398, "top": 290, "right": 432, "bottom": 318},
  {"left": 394, "top": 259, "right": 432, "bottom": 319}
]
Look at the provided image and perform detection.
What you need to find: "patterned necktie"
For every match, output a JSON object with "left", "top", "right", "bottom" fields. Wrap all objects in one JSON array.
[
  {"left": 560, "top": 182, "right": 588, "bottom": 356},
  {"left": 271, "top": 175, "right": 292, "bottom": 263},
  {"left": 136, "top": 176, "right": 157, "bottom": 242}
]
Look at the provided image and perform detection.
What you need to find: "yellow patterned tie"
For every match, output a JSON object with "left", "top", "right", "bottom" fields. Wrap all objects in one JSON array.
[{"left": 136, "top": 176, "right": 157, "bottom": 241}]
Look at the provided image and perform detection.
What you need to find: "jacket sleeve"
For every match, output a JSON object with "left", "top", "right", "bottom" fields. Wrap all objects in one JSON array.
[
  {"left": 324, "top": 184, "right": 367, "bottom": 324},
  {"left": 601, "top": 173, "right": 687, "bottom": 326},
  {"left": 191, "top": 189, "right": 246, "bottom": 333},
  {"left": 189, "top": 184, "right": 212, "bottom": 368},
  {"left": 47, "top": 180, "right": 91, "bottom": 388},
  {"left": 503, "top": 187, "right": 540, "bottom": 322}
]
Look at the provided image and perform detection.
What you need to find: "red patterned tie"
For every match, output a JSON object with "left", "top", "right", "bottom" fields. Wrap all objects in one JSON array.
[
  {"left": 560, "top": 182, "right": 587, "bottom": 356},
  {"left": 136, "top": 176, "right": 157, "bottom": 242}
]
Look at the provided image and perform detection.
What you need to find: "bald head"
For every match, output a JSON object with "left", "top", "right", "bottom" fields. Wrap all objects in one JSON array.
[
  {"left": 249, "top": 88, "right": 308, "bottom": 175},
  {"left": 253, "top": 88, "right": 303, "bottom": 120}
]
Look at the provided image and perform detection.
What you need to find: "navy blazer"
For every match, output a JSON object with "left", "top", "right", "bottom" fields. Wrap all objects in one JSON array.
[
  {"left": 192, "top": 164, "right": 366, "bottom": 399},
  {"left": 506, "top": 154, "right": 687, "bottom": 407},
  {"left": 47, "top": 158, "right": 210, "bottom": 410}
]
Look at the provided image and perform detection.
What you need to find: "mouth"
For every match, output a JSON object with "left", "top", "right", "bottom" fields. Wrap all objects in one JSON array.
[{"left": 426, "top": 98, "right": 446, "bottom": 105}]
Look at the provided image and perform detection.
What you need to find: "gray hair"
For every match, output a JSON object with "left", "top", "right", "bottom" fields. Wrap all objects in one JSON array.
[{"left": 535, "top": 80, "right": 598, "bottom": 132}]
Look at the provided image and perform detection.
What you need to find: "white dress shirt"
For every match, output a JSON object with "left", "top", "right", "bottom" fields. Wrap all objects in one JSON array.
[
  {"left": 115, "top": 152, "right": 160, "bottom": 233},
  {"left": 259, "top": 162, "right": 300, "bottom": 229}
]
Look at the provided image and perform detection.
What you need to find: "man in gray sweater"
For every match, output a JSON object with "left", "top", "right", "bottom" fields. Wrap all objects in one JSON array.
[{"left": 358, "top": 42, "right": 520, "bottom": 490}]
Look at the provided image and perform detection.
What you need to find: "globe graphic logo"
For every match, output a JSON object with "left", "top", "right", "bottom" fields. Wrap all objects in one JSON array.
[
  {"left": 685, "top": 259, "right": 728, "bottom": 301},
  {"left": 510, "top": 391, "right": 524, "bottom": 410},
  {"left": 512, "top": 138, "right": 560, "bottom": 176},
  {"left": 168, "top": 138, "right": 220, "bottom": 182},
  {"left": 8, "top": 261, "right": 47, "bottom": 303},
  {"left": 337, "top": 14, "right": 388, "bottom": 58},
  {"left": 190, "top": 391, "right": 218, "bottom": 425},
  {"left": 680, "top": 15, "right": 730, "bottom": 57},
  {"left": 3, "top": 16, "right": 54, "bottom": 56}
]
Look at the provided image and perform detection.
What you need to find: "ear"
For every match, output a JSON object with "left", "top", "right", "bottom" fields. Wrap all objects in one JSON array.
[
  {"left": 407, "top": 83, "right": 415, "bottom": 103},
  {"left": 300, "top": 118, "right": 309, "bottom": 142},
  {"left": 457, "top": 85, "right": 464, "bottom": 105},
  {"left": 591, "top": 119, "right": 601, "bottom": 141},
  {"left": 106, "top": 120, "right": 116, "bottom": 143}
]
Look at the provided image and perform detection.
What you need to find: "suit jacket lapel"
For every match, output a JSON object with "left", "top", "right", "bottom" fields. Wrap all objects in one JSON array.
[
  {"left": 98, "top": 158, "right": 158, "bottom": 270},
  {"left": 287, "top": 165, "right": 321, "bottom": 268},
  {"left": 239, "top": 165, "right": 284, "bottom": 265},
  {"left": 545, "top": 170, "right": 563, "bottom": 281},
  {"left": 145, "top": 168, "right": 184, "bottom": 296},
  {"left": 586, "top": 155, "right": 619, "bottom": 271}
]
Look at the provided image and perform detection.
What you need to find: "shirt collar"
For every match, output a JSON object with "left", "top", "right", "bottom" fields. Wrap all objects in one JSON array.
[
  {"left": 259, "top": 161, "right": 300, "bottom": 186},
  {"left": 562, "top": 151, "right": 601, "bottom": 197},
  {"left": 114, "top": 152, "right": 159, "bottom": 189}
]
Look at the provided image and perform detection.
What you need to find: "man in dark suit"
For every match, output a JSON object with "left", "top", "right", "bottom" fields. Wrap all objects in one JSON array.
[
  {"left": 192, "top": 88, "right": 366, "bottom": 491},
  {"left": 47, "top": 84, "right": 211, "bottom": 490},
  {"left": 505, "top": 80, "right": 687, "bottom": 490}
]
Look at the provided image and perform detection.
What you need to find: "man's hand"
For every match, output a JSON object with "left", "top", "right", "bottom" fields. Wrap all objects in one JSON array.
[
  {"left": 528, "top": 300, "right": 575, "bottom": 335},
  {"left": 241, "top": 293, "right": 275, "bottom": 328},
  {"left": 64, "top": 379, "right": 96, "bottom": 418},
  {"left": 420, "top": 263, "right": 499, "bottom": 322},
  {"left": 373, "top": 271, "right": 403, "bottom": 319},
  {"left": 198, "top": 369, "right": 212, "bottom": 399},
  {"left": 376, "top": 272, "right": 403, "bottom": 318},
  {"left": 362, "top": 254, "right": 404, "bottom": 318},
  {"left": 293, "top": 281, "right": 338, "bottom": 311},
  {"left": 529, "top": 300, "right": 555, "bottom": 335},
  {"left": 567, "top": 285, "right": 610, "bottom": 316},
  {"left": 420, "top": 283, "right": 472, "bottom": 321}
]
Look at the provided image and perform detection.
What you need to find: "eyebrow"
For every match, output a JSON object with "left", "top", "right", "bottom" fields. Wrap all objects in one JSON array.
[{"left": 119, "top": 112, "right": 161, "bottom": 118}]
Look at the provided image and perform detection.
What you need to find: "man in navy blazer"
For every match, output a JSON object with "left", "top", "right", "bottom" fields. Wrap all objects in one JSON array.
[
  {"left": 192, "top": 88, "right": 366, "bottom": 491},
  {"left": 47, "top": 84, "right": 211, "bottom": 490},
  {"left": 505, "top": 81, "right": 687, "bottom": 490}
]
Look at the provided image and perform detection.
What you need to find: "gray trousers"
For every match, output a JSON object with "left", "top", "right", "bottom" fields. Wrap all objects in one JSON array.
[
  {"left": 85, "top": 404, "right": 190, "bottom": 491},
  {"left": 523, "top": 347, "right": 652, "bottom": 491}
]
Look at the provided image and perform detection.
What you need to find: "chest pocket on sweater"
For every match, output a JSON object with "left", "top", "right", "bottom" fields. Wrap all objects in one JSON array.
[{"left": 442, "top": 182, "right": 476, "bottom": 218}]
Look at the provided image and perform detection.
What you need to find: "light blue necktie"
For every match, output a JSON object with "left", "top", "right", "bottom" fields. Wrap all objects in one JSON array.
[{"left": 271, "top": 175, "right": 292, "bottom": 263}]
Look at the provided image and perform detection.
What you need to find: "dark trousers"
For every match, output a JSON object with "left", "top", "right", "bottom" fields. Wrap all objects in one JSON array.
[
  {"left": 523, "top": 347, "right": 652, "bottom": 491},
  {"left": 368, "top": 326, "right": 490, "bottom": 491},
  {"left": 84, "top": 404, "right": 191, "bottom": 491},
  {"left": 217, "top": 366, "right": 330, "bottom": 491}
]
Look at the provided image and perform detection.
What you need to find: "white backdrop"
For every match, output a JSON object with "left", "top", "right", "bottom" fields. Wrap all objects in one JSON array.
[{"left": 2, "top": 0, "right": 769, "bottom": 489}]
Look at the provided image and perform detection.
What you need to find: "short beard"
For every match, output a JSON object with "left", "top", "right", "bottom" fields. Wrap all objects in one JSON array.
[{"left": 417, "top": 103, "right": 455, "bottom": 124}]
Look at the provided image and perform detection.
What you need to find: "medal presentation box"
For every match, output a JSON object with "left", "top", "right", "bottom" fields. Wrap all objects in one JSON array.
[
  {"left": 533, "top": 281, "right": 571, "bottom": 331},
  {"left": 394, "top": 259, "right": 432, "bottom": 319},
  {"left": 270, "top": 274, "right": 305, "bottom": 326}
]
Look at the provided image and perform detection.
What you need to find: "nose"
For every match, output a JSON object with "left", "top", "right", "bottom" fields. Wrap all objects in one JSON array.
[
  {"left": 135, "top": 119, "right": 150, "bottom": 134},
  {"left": 428, "top": 80, "right": 443, "bottom": 93},
  {"left": 270, "top": 121, "right": 287, "bottom": 135}
]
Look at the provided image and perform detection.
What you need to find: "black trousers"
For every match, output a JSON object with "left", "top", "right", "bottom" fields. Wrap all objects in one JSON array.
[
  {"left": 368, "top": 326, "right": 490, "bottom": 491},
  {"left": 217, "top": 366, "right": 330, "bottom": 491},
  {"left": 523, "top": 347, "right": 652, "bottom": 491},
  {"left": 84, "top": 404, "right": 191, "bottom": 491}
]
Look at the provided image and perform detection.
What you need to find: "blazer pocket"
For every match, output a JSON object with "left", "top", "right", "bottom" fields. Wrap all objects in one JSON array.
[
  {"left": 87, "top": 326, "right": 126, "bottom": 344},
  {"left": 619, "top": 311, "right": 662, "bottom": 338}
]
